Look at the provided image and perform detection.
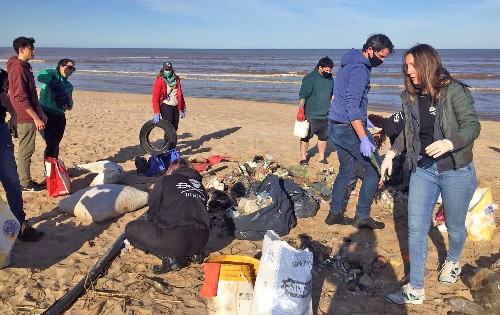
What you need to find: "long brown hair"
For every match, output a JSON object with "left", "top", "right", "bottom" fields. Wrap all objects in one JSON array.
[
  {"left": 402, "top": 44, "right": 453, "bottom": 103},
  {"left": 166, "top": 157, "right": 192, "bottom": 175}
]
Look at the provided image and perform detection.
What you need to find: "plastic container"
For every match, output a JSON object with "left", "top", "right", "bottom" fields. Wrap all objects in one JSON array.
[{"left": 205, "top": 255, "right": 260, "bottom": 315}]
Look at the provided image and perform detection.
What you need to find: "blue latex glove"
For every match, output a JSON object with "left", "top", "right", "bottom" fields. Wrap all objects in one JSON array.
[
  {"left": 359, "top": 136, "right": 376, "bottom": 157},
  {"left": 152, "top": 114, "right": 160, "bottom": 123},
  {"left": 366, "top": 118, "right": 375, "bottom": 129},
  {"left": 180, "top": 110, "right": 186, "bottom": 119}
]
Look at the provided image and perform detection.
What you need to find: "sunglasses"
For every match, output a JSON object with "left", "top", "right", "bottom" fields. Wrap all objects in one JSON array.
[{"left": 66, "top": 65, "right": 76, "bottom": 71}]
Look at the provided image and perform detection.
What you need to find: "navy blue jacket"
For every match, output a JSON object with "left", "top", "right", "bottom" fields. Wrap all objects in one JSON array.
[{"left": 328, "top": 49, "right": 372, "bottom": 124}]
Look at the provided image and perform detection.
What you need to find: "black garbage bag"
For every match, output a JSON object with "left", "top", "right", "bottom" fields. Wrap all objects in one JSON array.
[
  {"left": 233, "top": 175, "right": 296, "bottom": 240},
  {"left": 204, "top": 189, "right": 235, "bottom": 252},
  {"left": 282, "top": 178, "right": 320, "bottom": 218},
  {"left": 49, "top": 78, "right": 72, "bottom": 109}
]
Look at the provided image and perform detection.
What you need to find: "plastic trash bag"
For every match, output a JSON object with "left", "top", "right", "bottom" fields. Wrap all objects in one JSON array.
[
  {"left": 0, "top": 197, "right": 20, "bottom": 268},
  {"left": 251, "top": 230, "right": 313, "bottom": 315},
  {"left": 465, "top": 188, "right": 496, "bottom": 241}
]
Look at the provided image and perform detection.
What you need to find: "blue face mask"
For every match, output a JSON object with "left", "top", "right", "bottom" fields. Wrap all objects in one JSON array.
[{"left": 164, "top": 71, "right": 173, "bottom": 78}]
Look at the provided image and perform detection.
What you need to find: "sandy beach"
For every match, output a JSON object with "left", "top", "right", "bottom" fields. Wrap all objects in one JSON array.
[{"left": 0, "top": 90, "right": 498, "bottom": 314}]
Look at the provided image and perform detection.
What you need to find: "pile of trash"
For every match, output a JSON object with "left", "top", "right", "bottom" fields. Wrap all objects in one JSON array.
[
  {"left": 203, "top": 155, "right": 330, "bottom": 218},
  {"left": 446, "top": 258, "right": 500, "bottom": 314},
  {"left": 296, "top": 234, "right": 388, "bottom": 293}
]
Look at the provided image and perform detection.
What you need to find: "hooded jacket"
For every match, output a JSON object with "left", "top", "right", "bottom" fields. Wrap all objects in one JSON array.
[
  {"left": 299, "top": 66, "right": 334, "bottom": 120},
  {"left": 147, "top": 167, "right": 210, "bottom": 230},
  {"left": 152, "top": 76, "right": 186, "bottom": 114},
  {"left": 36, "top": 68, "right": 74, "bottom": 115},
  {"left": 328, "top": 49, "right": 372, "bottom": 124},
  {"left": 6, "top": 56, "right": 44, "bottom": 124}
]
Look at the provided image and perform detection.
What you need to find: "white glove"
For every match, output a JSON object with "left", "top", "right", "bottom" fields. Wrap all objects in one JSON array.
[
  {"left": 425, "top": 139, "right": 453, "bottom": 158},
  {"left": 380, "top": 150, "right": 396, "bottom": 179}
]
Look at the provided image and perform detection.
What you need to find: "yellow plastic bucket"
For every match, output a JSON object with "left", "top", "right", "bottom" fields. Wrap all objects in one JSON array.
[
  {"left": 205, "top": 255, "right": 260, "bottom": 315},
  {"left": 206, "top": 255, "right": 260, "bottom": 282}
]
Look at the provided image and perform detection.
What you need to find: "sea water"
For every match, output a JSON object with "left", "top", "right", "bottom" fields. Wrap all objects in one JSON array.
[{"left": 1, "top": 48, "right": 499, "bottom": 120}]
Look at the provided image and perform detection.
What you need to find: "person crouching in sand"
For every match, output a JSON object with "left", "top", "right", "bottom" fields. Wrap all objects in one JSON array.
[{"left": 125, "top": 158, "right": 210, "bottom": 274}]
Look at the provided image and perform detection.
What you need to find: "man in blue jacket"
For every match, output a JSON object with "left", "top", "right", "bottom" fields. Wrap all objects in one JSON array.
[
  {"left": 325, "top": 34, "right": 394, "bottom": 229},
  {"left": 297, "top": 57, "right": 334, "bottom": 166}
]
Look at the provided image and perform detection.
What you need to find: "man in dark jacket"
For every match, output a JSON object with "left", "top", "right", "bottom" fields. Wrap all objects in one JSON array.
[
  {"left": 325, "top": 34, "right": 394, "bottom": 229},
  {"left": 7, "top": 36, "right": 47, "bottom": 192},
  {"left": 125, "top": 158, "right": 210, "bottom": 274},
  {"left": 297, "top": 57, "right": 334, "bottom": 166},
  {"left": 0, "top": 69, "right": 44, "bottom": 241}
]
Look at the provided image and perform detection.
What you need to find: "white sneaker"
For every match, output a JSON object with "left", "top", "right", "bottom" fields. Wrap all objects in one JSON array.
[
  {"left": 386, "top": 284, "right": 425, "bottom": 305},
  {"left": 439, "top": 260, "right": 461, "bottom": 284}
]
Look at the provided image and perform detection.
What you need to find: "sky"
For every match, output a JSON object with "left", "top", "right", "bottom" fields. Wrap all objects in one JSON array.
[{"left": 1, "top": 0, "right": 499, "bottom": 49}]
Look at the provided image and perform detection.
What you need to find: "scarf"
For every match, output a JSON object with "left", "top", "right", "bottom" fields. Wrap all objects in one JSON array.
[{"left": 163, "top": 72, "right": 177, "bottom": 87}]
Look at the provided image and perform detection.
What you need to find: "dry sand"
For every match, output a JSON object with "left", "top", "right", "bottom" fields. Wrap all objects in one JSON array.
[{"left": 0, "top": 90, "right": 498, "bottom": 314}]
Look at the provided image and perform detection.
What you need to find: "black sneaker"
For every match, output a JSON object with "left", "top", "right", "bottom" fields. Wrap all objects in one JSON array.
[
  {"left": 353, "top": 216, "right": 385, "bottom": 229},
  {"left": 187, "top": 252, "right": 205, "bottom": 264},
  {"left": 325, "top": 213, "right": 351, "bottom": 225},
  {"left": 21, "top": 181, "right": 45, "bottom": 192},
  {"left": 153, "top": 256, "right": 187, "bottom": 274},
  {"left": 18, "top": 221, "right": 45, "bottom": 242}
]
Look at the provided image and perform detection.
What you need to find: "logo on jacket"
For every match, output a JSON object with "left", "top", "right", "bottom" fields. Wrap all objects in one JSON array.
[{"left": 176, "top": 180, "right": 205, "bottom": 200}]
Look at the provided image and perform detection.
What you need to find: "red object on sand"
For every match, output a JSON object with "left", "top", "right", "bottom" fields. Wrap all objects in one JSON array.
[
  {"left": 191, "top": 155, "right": 232, "bottom": 172},
  {"left": 435, "top": 205, "right": 445, "bottom": 222},
  {"left": 199, "top": 262, "right": 221, "bottom": 298},
  {"left": 192, "top": 163, "right": 212, "bottom": 172},
  {"left": 206, "top": 155, "right": 232, "bottom": 164}
]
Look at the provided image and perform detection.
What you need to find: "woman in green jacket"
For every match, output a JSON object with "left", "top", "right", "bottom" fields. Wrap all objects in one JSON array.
[
  {"left": 382, "top": 44, "right": 480, "bottom": 305},
  {"left": 36, "top": 59, "right": 75, "bottom": 159}
]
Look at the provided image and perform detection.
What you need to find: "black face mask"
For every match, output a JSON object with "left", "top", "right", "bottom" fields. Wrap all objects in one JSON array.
[
  {"left": 369, "top": 53, "right": 384, "bottom": 67},
  {"left": 321, "top": 71, "right": 332, "bottom": 79}
]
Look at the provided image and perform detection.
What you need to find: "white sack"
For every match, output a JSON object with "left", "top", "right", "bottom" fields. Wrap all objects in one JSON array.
[
  {"left": 251, "top": 230, "right": 313, "bottom": 315},
  {"left": 58, "top": 184, "right": 148, "bottom": 222}
]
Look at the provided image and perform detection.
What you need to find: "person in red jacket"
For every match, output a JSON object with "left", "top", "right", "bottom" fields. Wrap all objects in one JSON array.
[
  {"left": 7, "top": 36, "right": 47, "bottom": 192},
  {"left": 151, "top": 62, "right": 186, "bottom": 130}
]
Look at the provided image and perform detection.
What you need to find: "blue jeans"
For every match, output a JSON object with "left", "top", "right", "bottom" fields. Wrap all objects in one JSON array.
[
  {"left": 0, "top": 123, "right": 25, "bottom": 223},
  {"left": 328, "top": 122, "right": 381, "bottom": 219},
  {"left": 408, "top": 156, "right": 477, "bottom": 288}
]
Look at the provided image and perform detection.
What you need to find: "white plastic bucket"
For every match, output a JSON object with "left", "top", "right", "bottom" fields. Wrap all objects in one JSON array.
[{"left": 204, "top": 255, "right": 260, "bottom": 315}]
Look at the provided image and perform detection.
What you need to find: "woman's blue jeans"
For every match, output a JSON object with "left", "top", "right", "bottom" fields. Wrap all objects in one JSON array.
[
  {"left": 328, "top": 122, "right": 381, "bottom": 219},
  {"left": 408, "top": 156, "right": 477, "bottom": 288}
]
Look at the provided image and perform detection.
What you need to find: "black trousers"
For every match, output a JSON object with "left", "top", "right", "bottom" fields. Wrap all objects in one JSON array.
[
  {"left": 160, "top": 103, "right": 179, "bottom": 130},
  {"left": 125, "top": 220, "right": 209, "bottom": 258},
  {"left": 41, "top": 113, "right": 66, "bottom": 159}
]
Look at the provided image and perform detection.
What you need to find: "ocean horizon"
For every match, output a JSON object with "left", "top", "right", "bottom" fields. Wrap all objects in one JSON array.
[{"left": 1, "top": 48, "right": 499, "bottom": 120}]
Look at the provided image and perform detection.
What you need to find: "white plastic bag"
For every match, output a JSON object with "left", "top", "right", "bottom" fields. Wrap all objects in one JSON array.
[
  {"left": 76, "top": 160, "right": 125, "bottom": 185},
  {"left": 251, "top": 230, "right": 313, "bottom": 315},
  {"left": 0, "top": 196, "right": 20, "bottom": 268},
  {"left": 58, "top": 184, "right": 148, "bottom": 222},
  {"left": 293, "top": 120, "right": 309, "bottom": 138}
]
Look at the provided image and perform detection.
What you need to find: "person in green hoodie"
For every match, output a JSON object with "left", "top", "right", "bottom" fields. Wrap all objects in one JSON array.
[
  {"left": 36, "top": 59, "right": 75, "bottom": 159},
  {"left": 297, "top": 57, "right": 334, "bottom": 166}
]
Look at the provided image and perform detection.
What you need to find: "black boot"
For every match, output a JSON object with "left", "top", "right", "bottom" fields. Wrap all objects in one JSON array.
[
  {"left": 153, "top": 256, "right": 186, "bottom": 274},
  {"left": 187, "top": 252, "right": 205, "bottom": 264}
]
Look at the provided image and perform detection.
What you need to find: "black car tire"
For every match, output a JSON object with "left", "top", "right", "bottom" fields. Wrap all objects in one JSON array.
[{"left": 139, "top": 120, "right": 177, "bottom": 155}]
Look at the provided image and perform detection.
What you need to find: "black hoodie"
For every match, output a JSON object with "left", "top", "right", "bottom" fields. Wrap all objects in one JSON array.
[{"left": 147, "top": 168, "right": 210, "bottom": 230}]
